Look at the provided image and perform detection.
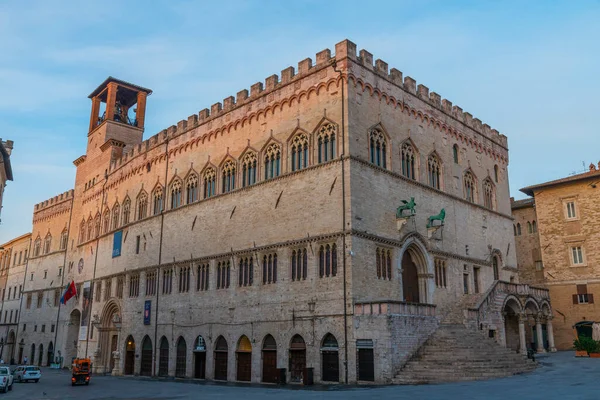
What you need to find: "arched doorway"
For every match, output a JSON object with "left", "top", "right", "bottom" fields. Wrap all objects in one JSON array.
[
  {"left": 524, "top": 299, "right": 540, "bottom": 351},
  {"left": 175, "top": 337, "right": 187, "bottom": 378},
  {"left": 97, "top": 300, "right": 122, "bottom": 374},
  {"left": 289, "top": 335, "right": 306, "bottom": 383},
  {"left": 47, "top": 342, "right": 54, "bottom": 366},
  {"left": 503, "top": 297, "right": 523, "bottom": 352},
  {"left": 66, "top": 309, "right": 81, "bottom": 363},
  {"left": 140, "top": 336, "right": 153, "bottom": 376},
  {"left": 214, "top": 336, "right": 228, "bottom": 381},
  {"left": 30, "top": 344, "right": 35, "bottom": 365},
  {"left": 236, "top": 335, "right": 252, "bottom": 382},
  {"left": 124, "top": 336, "right": 135, "bottom": 375},
  {"left": 6, "top": 331, "right": 15, "bottom": 364},
  {"left": 158, "top": 336, "right": 169, "bottom": 377},
  {"left": 38, "top": 344, "right": 44, "bottom": 366},
  {"left": 262, "top": 334, "right": 277, "bottom": 383},
  {"left": 321, "top": 333, "right": 339, "bottom": 382},
  {"left": 193, "top": 336, "right": 206, "bottom": 379},
  {"left": 401, "top": 242, "right": 429, "bottom": 303}
]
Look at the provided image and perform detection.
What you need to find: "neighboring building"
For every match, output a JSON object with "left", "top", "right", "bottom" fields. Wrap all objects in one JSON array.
[
  {"left": 517, "top": 163, "right": 600, "bottom": 350},
  {"left": 0, "top": 139, "right": 14, "bottom": 221},
  {"left": 2, "top": 40, "right": 550, "bottom": 383},
  {"left": 0, "top": 233, "right": 30, "bottom": 363}
]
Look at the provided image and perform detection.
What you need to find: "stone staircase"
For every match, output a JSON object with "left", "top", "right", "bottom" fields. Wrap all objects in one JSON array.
[{"left": 393, "top": 295, "right": 537, "bottom": 384}]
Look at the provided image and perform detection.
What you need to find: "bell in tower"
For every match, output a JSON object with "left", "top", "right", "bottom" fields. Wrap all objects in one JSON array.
[{"left": 88, "top": 77, "right": 152, "bottom": 134}]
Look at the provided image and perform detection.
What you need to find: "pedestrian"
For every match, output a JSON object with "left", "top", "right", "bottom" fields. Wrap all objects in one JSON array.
[{"left": 23, "top": 356, "right": 28, "bottom": 365}]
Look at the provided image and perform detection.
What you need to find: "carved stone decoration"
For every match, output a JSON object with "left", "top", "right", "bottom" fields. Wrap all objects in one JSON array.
[
  {"left": 426, "top": 208, "right": 446, "bottom": 228},
  {"left": 396, "top": 197, "right": 416, "bottom": 218}
]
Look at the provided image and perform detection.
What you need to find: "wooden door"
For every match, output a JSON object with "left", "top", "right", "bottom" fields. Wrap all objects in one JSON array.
[
  {"left": 357, "top": 349, "right": 374, "bottom": 381},
  {"left": 262, "top": 350, "right": 277, "bottom": 383},
  {"left": 194, "top": 352, "right": 206, "bottom": 379},
  {"left": 214, "top": 351, "right": 228, "bottom": 381},
  {"left": 236, "top": 352, "right": 251, "bottom": 381},
  {"left": 322, "top": 351, "right": 339, "bottom": 382},
  {"left": 124, "top": 350, "right": 135, "bottom": 375},
  {"left": 289, "top": 350, "right": 305, "bottom": 383}
]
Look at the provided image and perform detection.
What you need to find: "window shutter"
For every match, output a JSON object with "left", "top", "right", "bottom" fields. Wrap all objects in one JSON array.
[
  {"left": 589, "top": 294, "right": 594, "bottom": 304},
  {"left": 577, "top": 284, "right": 587, "bottom": 295},
  {"left": 573, "top": 294, "right": 578, "bottom": 304}
]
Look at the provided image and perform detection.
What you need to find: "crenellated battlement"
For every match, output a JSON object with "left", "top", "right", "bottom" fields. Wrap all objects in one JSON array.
[
  {"left": 34, "top": 189, "right": 74, "bottom": 213},
  {"left": 336, "top": 40, "right": 507, "bottom": 148},
  {"left": 106, "top": 39, "right": 507, "bottom": 176}
]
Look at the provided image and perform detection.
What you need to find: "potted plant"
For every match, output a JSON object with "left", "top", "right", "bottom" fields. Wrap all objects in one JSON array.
[
  {"left": 589, "top": 340, "right": 600, "bottom": 358},
  {"left": 573, "top": 335, "right": 596, "bottom": 357}
]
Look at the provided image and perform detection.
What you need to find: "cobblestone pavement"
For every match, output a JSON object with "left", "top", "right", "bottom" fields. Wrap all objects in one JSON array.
[{"left": 3, "top": 351, "right": 598, "bottom": 400}]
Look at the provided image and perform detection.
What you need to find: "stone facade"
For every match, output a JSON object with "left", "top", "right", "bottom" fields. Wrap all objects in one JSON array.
[
  {"left": 517, "top": 165, "right": 600, "bottom": 350},
  {"left": 511, "top": 198, "right": 543, "bottom": 284},
  {"left": 1, "top": 40, "right": 551, "bottom": 384},
  {"left": 0, "top": 139, "right": 14, "bottom": 222}
]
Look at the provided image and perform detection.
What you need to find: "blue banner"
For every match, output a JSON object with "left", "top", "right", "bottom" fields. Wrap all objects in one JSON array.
[
  {"left": 144, "top": 300, "right": 152, "bottom": 325},
  {"left": 112, "top": 230, "right": 123, "bottom": 258}
]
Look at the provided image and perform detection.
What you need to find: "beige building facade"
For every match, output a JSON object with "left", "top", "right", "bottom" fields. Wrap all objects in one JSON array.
[
  {"left": 517, "top": 165, "right": 600, "bottom": 350},
  {"left": 0, "top": 139, "right": 14, "bottom": 221},
  {"left": 2, "top": 40, "right": 551, "bottom": 384}
]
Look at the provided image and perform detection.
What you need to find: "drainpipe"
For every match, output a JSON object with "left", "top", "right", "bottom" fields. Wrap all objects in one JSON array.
[
  {"left": 333, "top": 59, "right": 349, "bottom": 384},
  {"left": 153, "top": 134, "right": 169, "bottom": 376},
  {"left": 85, "top": 176, "right": 108, "bottom": 358},
  {"left": 52, "top": 193, "right": 75, "bottom": 365}
]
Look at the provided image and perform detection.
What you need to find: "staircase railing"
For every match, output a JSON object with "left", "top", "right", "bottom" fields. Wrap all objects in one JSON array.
[
  {"left": 354, "top": 300, "right": 437, "bottom": 317},
  {"left": 467, "top": 281, "right": 550, "bottom": 327}
]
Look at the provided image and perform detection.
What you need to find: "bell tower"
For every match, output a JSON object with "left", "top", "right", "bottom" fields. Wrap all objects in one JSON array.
[{"left": 88, "top": 77, "right": 152, "bottom": 136}]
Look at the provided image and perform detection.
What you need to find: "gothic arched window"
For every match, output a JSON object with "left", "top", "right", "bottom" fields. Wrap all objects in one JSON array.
[
  {"left": 453, "top": 144, "right": 459, "bottom": 164},
  {"left": 122, "top": 198, "right": 131, "bottom": 225},
  {"left": 112, "top": 203, "right": 121, "bottom": 230},
  {"left": 203, "top": 167, "right": 216, "bottom": 199},
  {"left": 464, "top": 171, "right": 476, "bottom": 203},
  {"left": 186, "top": 173, "right": 199, "bottom": 204},
  {"left": 401, "top": 142, "right": 417, "bottom": 180},
  {"left": 369, "top": 128, "right": 387, "bottom": 168},
  {"left": 262, "top": 253, "right": 277, "bottom": 284},
  {"left": 238, "top": 256, "right": 253, "bottom": 287},
  {"left": 34, "top": 237, "right": 42, "bottom": 256},
  {"left": 483, "top": 178, "right": 495, "bottom": 210},
  {"left": 137, "top": 191, "right": 148, "bottom": 220},
  {"left": 291, "top": 248, "right": 307, "bottom": 282},
  {"left": 427, "top": 153, "right": 441, "bottom": 189},
  {"left": 43, "top": 233, "right": 52, "bottom": 255},
  {"left": 291, "top": 133, "right": 309, "bottom": 172},
  {"left": 264, "top": 143, "right": 281, "bottom": 180},
  {"left": 222, "top": 160, "right": 236, "bottom": 193},
  {"left": 317, "top": 123, "right": 336, "bottom": 163},
  {"left": 94, "top": 213, "right": 101, "bottom": 238},
  {"left": 87, "top": 217, "right": 93, "bottom": 241},
  {"left": 170, "top": 178, "right": 182, "bottom": 209},
  {"left": 103, "top": 210, "right": 110, "bottom": 234},
  {"left": 241, "top": 152, "right": 257, "bottom": 187},
  {"left": 153, "top": 186, "right": 163, "bottom": 215},
  {"left": 60, "top": 229, "right": 68, "bottom": 250},
  {"left": 319, "top": 243, "right": 337, "bottom": 278}
]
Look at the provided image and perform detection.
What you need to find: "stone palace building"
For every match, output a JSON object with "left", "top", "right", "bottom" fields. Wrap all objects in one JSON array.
[{"left": 0, "top": 40, "right": 553, "bottom": 384}]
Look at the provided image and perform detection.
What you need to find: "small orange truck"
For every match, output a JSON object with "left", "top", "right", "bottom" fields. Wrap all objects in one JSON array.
[{"left": 71, "top": 358, "right": 92, "bottom": 386}]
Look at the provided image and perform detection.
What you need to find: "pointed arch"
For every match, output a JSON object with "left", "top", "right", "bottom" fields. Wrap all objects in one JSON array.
[
  {"left": 152, "top": 184, "right": 164, "bottom": 215},
  {"left": 463, "top": 169, "right": 477, "bottom": 203},
  {"left": 240, "top": 148, "right": 258, "bottom": 187},
  {"left": 288, "top": 128, "right": 310, "bottom": 172},
  {"left": 102, "top": 208, "right": 110, "bottom": 234},
  {"left": 368, "top": 123, "right": 389, "bottom": 169},
  {"left": 314, "top": 118, "right": 337, "bottom": 164},
  {"left": 400, "top": 138, "right": 418, "bottom": 180},
  {"left": 220, "top": 157, "right": 237, "bottom": 193},
  {"left": 184, "top": 169, "right": 199, "bottom": 204},
  {"left": 43, "top": 232, "right": 52, "bottom": 254},
  {"left": 175, "top": 336, "right": 187, "bottom": 378},
  {"left": 122, "top": 196, "right": 131, "bottom": 225},
  {"left": 482, "top": 177, "right": 495, "bottom": 210},
  {"left": 169, "top": 175, "right": 183, "bottom": 209},
  {"left": 158, "top": 336, "right": 169, "bottom": 376},
  {"left": 93, "top": 212, "right": 101, "bottom": 238},
  {"left": 427, "top": 150, "right": 442, "bottom": 190},
  {"left": 201, "top": 162, "right": 217, "bottom": 199},
  {"left": 399, "top": 233, "right": 433, "bottom": 304},
  {"left": 111, "top": 201, "right": 121, "bottom": 230},
  {"left": 262, "top": 139, "right": 282, "bottom": 180},
  {"left": 136, "top": 189, "right": 148, "bottom": 220}
]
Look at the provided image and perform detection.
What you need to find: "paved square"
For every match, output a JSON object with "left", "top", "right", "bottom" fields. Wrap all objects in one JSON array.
[{"left": 3, "top": 352, "right": 598, "bottom": 400}]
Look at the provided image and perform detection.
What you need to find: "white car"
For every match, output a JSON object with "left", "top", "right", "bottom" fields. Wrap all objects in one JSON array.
[
  {"left": 13, "top": 365, "right": 41, "bottom": 383},
  {"left": 0, "top": 366, "right": 13, "bottom": 392}
]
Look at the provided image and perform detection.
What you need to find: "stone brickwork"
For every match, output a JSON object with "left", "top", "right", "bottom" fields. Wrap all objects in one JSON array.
[
  {"left": 511, "top": 198, "right": 543, "bottom": 284},
  {"left": 519, "top": 166, "right": 600, "bottom": 350},
  {"left": 2, "top": 39, "right": 529, "bottom": 384}
]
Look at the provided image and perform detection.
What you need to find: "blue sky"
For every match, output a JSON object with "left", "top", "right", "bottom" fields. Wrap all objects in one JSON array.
[{"left": 1, "top": 0, "right": 599, "bottom": 243}]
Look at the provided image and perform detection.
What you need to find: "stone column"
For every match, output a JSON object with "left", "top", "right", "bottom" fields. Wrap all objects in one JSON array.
[
  {"left": 105, "top": 82, "right": 118, "bottom": 122},
  {"left": 136, "top": 91, "right": 148, "bottom": 130},
  {"left": 89, "top": 96, "right": 101, "bottom": 132},
  {"left": 535, "top": 314, "right": 546, "bottom": 353},
  {"left": 518, "top": 313, "right": 527, "bottom": 355},
  {"left": 547, "top": 316, "right": 557, "bottom": 352},
  {"left": 500, "top": 312, "right": 508, "bottom": 347}
]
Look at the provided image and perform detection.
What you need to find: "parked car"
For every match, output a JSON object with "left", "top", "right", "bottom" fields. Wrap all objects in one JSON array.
[
  {"left": 13, "top": 366, "right": 41, "bottom": 383},
  {"left": 0, "top": 366, "right": 13, "bottom": 392}
]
